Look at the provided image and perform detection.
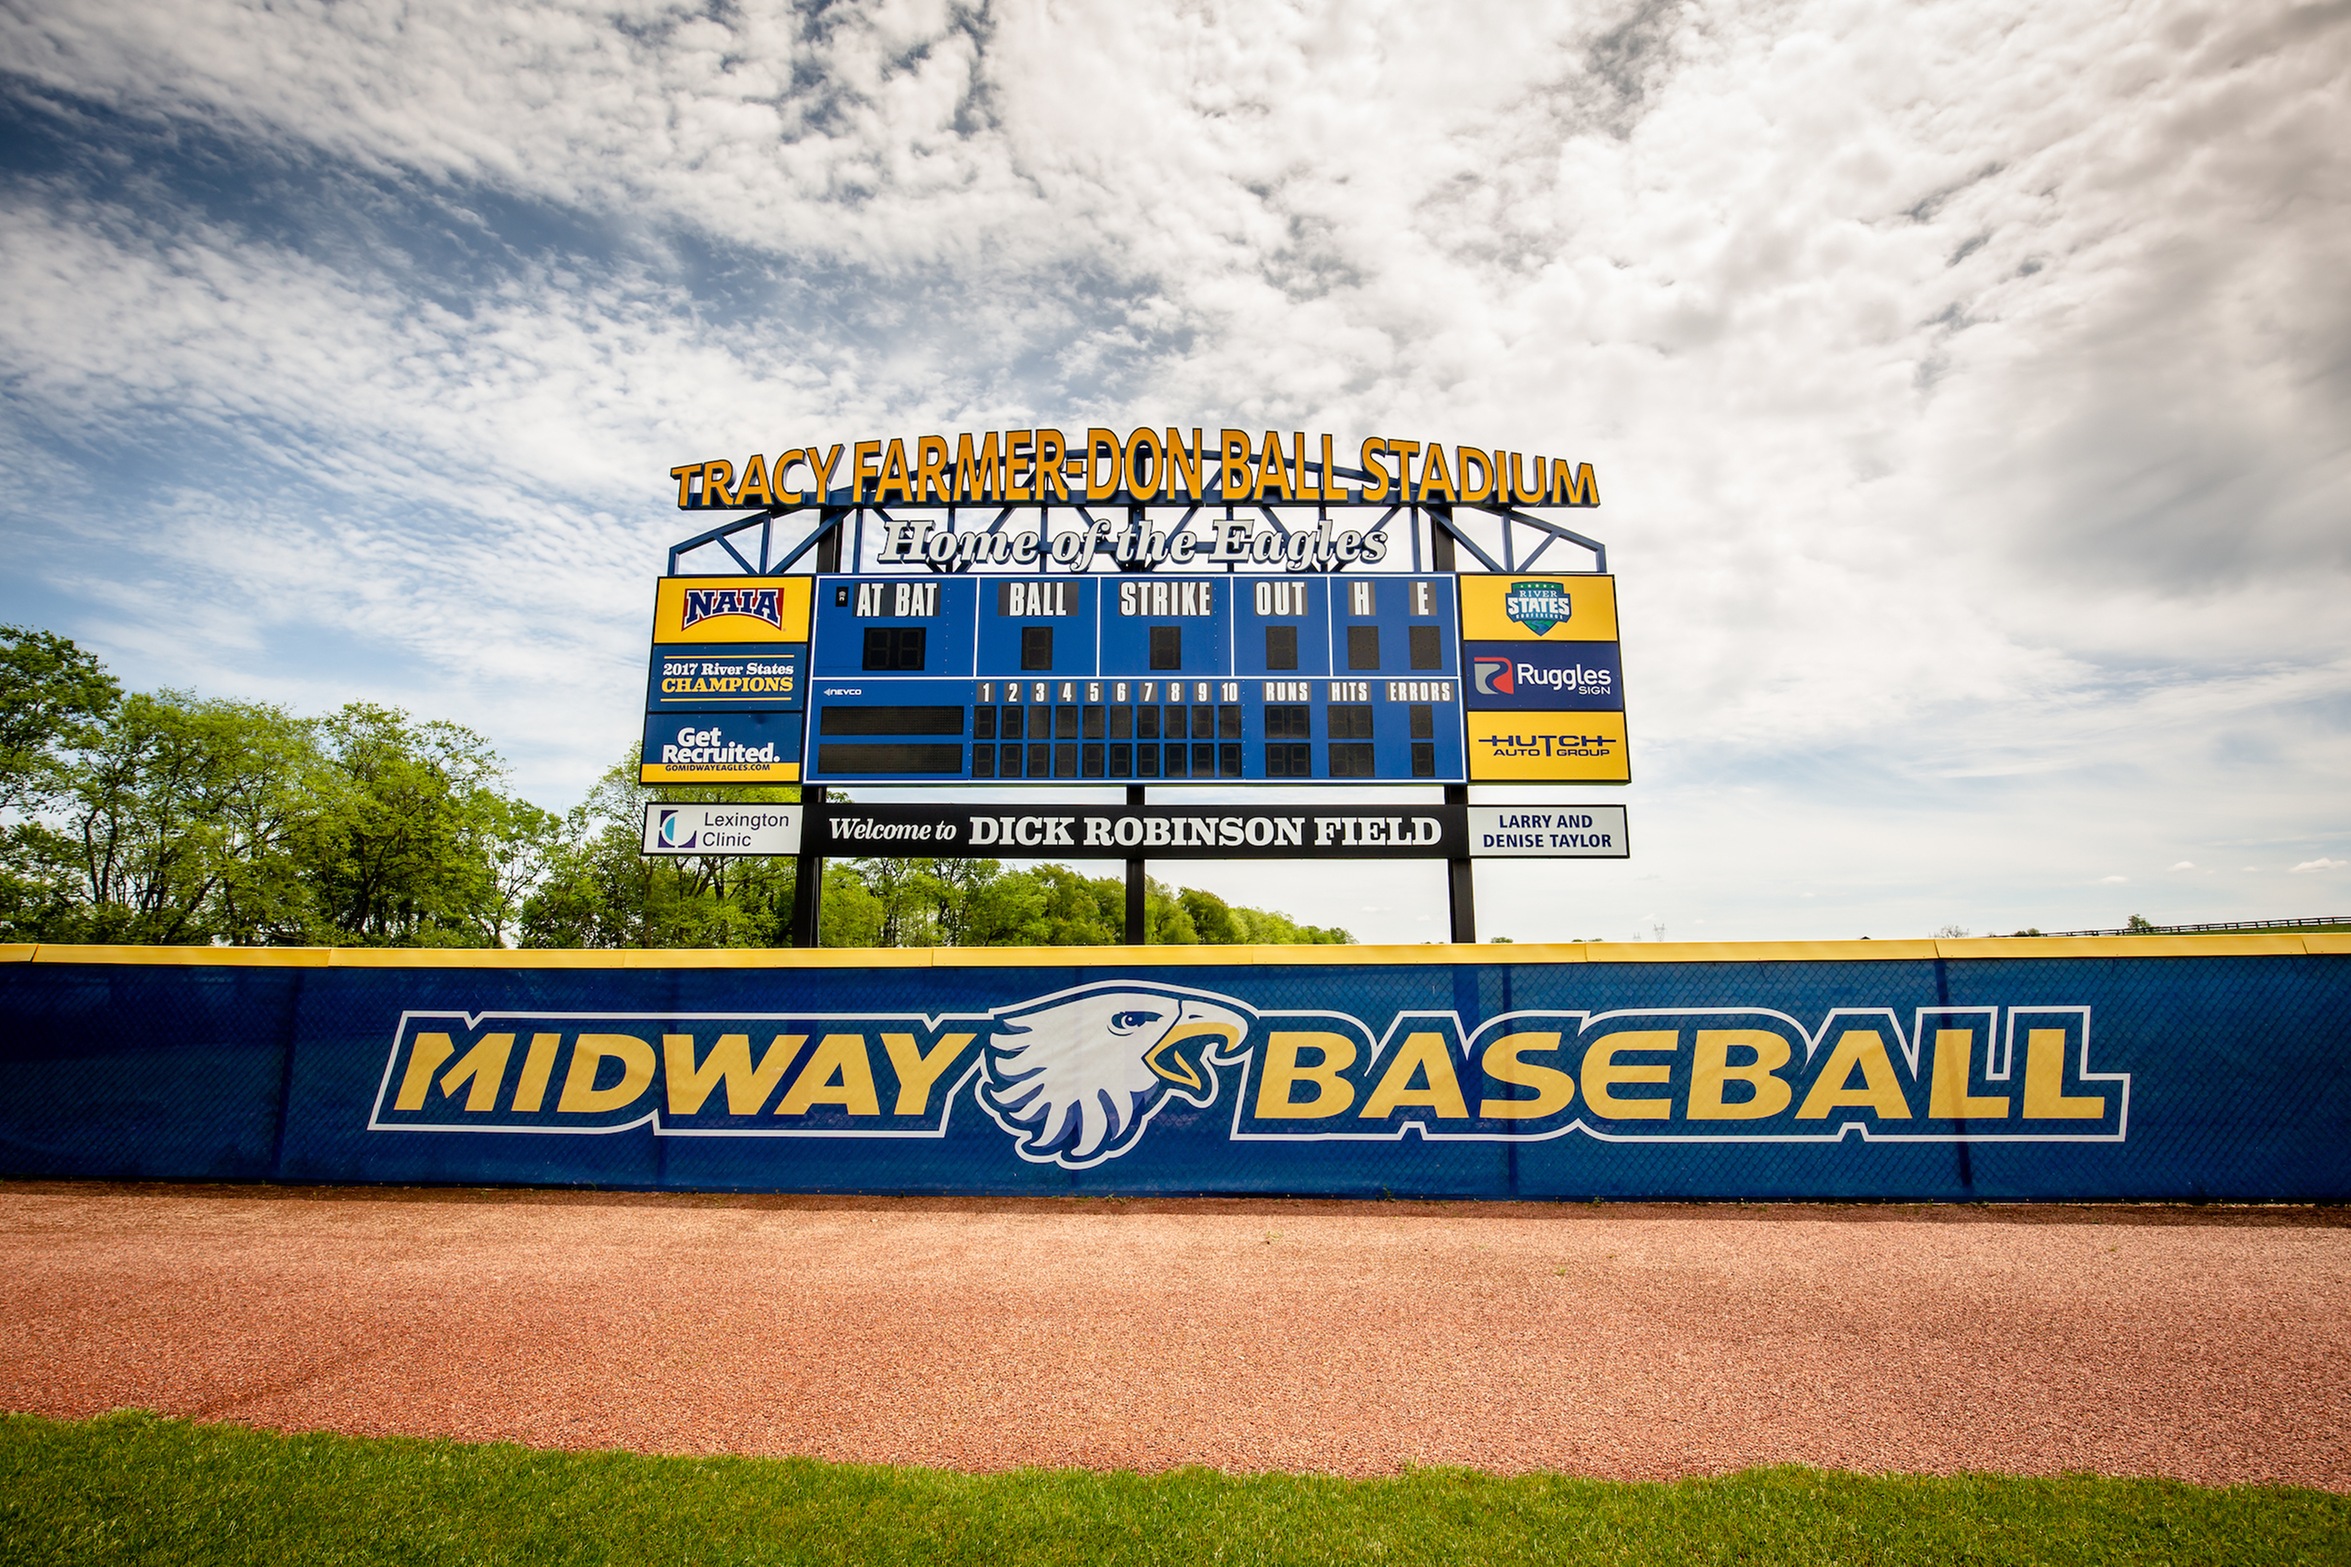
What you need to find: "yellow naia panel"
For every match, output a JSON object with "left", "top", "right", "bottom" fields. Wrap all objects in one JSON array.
[
  {"left": 1459, "top": 574, "right": 1618, "bottom": 642},
  {"left": 1466, "top": 710, "right": 1629, "bottom": 782},
  {"left": 639, "top": 760, "right": 801, "bottom": 784},
  {"left": 652, "top": 576, "right": 812, "bottom": 644}
]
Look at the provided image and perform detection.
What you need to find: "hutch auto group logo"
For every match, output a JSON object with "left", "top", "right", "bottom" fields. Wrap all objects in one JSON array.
[{"left": 1504, "top": 580, "right": 1573, "bottom": 635}]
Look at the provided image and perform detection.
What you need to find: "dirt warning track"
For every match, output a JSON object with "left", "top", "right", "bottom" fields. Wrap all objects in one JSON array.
[{"left": 0, "top": 1184, "right": 2342, "bottom": 1487}]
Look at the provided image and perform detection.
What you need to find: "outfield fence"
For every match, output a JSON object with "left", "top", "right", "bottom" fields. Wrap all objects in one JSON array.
[{"left": 1, "top": 937, "right": 2345, "bottom": 1200}]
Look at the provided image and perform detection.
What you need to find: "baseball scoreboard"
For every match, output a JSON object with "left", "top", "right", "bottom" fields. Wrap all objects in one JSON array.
[{"left": 643, "top": 571, "right": 1629, "bottom": 787}]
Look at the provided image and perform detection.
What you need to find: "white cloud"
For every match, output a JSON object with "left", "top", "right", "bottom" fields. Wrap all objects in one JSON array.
[
  {"left": 0, "top": 0, "right": 2344, "bottom": 937},
  {"left": 2291, "top": 858, "right": 2346, "bottom": 873}
]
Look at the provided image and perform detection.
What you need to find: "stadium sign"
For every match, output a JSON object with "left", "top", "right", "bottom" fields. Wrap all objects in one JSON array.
[{"left": 669, "top": 428, "right": 1599, "bottom": 511}]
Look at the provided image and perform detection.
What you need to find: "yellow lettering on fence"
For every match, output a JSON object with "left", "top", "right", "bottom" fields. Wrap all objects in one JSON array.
[
  {"left": 2024, "top": 1028, "right": 2106, "bottom": 1118},
  {"left": 779, "top": 1034, "right": 881, "bottom": 1117},
  {"left": 513, "top": 1032, "right": 561, "bottom": 1112},
  {"left": 1795, "top": 1030, "right": 1912, "bottom": 1120},
  {"left": 1580, "top": 1030, "right": 1676, "bottom": 1120},
  {"left": 558, "top": 1034, "right": 656, "bottom": 1114},
  {"left": 437, "top": 1032, "right": 515, "bottom": 1113},
  {"left": 1255, "top": 1032, "right": 1357, "bottom": 1118},
  {"left": 1928, "top": 1029, "right": 2009, "bottom": 1120},
  {"left": 1477, "top": 1032, "right": 1576, "bottom": 1119},
  {"left": 1687, "top": 1029, "right": 1792, "bottom": 1120},
  {"left": 1361, "top": 1031, "right": 1469, "bottom": 1119},
  {"left": 881, "top": 1032, "right": 976, "bottom": 1116},
  {"left": 664, "top": 1033, "right": 807, "bottom": 1117},
  {"left": 393, "top": 1033, "right": 457, "bottom": 1111}
]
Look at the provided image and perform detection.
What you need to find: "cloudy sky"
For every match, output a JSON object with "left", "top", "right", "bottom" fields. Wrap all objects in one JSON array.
[{"left": 2, "top": 0, "right": 2345, "bottom": 942}]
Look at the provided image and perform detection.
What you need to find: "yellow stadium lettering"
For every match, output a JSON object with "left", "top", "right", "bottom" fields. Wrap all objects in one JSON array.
[
  {"left": 1415, "top": 441, "right": 1456, "bottom": 503},
  {"left": 664, "top": 1032, "right": 807, "bottom": 1117},
  {"left": 1928, "top": 1028, "right": 2009, "bottom": 1119},
  {"left": 437, "top": 1032, "right": 515, "bottom": 1113},
  {"left": 1687, "top": 1029, "right": 1793, "bottom": 1120},
  {"left": 1256, "top": 1031, "right": 1357, "bottom": 1118},
  {"left": 1476, "top": 1031, "right": 1575, "bottom": 1119},
  {"left": 779, "top": 1033, "right": 882, "bottom": 1117},
  {"left": 1036, "top": 427, "right": 1072, "bottom": 500},
  {"left": 557, "top": 1033, "right": 657, "bottom": 1114},
  {"left": 2024, "top": 1028, "right": 2106, "bottom": 1118},
  {"left": 733, "top": 452, "right": 773, "bottom": 508},
  {"left": 1361, "top": 1031, "right": 1469, "bottom": 1118},
  {"left": 915, "top": 435, "right": 950, "bottom": 503},
  {"left": 1580, "top": 1030, "right": 1676, "bottom": 1120},
  {"left": 881, "top": 1032, "right": 976, "bottom": 1116},
  {"left": 1549, "top": 460, "right": 1599, "bottom": 506},
  {"left": 513, "top": 1032, "right": 560, "bottom": 1113},
  {"left": 393, "top": 1032, "right": 458, "bottom": 1111},
  {"left": 1219, "top": 428, "right": 1255, "bottom": 501},
  {"left": 703, "top": 458, "right": 736, "bottom": 508},
  {"left": 1795, "top": 1030, "right": 1912, "bottom": 1120}
]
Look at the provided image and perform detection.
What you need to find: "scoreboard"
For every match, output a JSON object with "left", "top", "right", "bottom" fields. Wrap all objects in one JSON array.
[{"left": 642, "top": 571, "right": 1629, "bottom": 786}]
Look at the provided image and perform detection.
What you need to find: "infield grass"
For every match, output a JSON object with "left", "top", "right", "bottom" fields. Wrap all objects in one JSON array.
[{"left": 2, "top": 1412, "right": 2345, "bottom": 1566}]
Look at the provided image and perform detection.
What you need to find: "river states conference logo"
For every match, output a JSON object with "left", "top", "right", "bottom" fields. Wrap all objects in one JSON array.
[
  {"left": 1504, "top": 579, "right": 1573, "bottom": 635},
  {"left": 371, "top": 983, "right": 2129, "bottom": 1168}
]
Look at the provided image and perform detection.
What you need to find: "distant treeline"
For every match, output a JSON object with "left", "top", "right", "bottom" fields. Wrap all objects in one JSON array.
[{"left": 0, "top": 627, "right": 1349, "bottom": 950}]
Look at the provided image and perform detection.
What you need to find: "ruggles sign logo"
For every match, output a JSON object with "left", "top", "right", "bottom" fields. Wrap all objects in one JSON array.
[{"left": 372, "top": 982, "right": 2128, "bottom": 1170}]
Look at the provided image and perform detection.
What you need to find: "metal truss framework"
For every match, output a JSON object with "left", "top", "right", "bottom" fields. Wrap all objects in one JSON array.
[{"left": 666, "top": 464, "right": 1607, "bottom": 579}]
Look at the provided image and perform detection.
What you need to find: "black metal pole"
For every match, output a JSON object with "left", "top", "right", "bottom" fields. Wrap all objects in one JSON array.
[
  {"left": 1125, "top": 784, "right": 1147, "bottom": 943},
  {"left": 789, "top": 515, "right": 844, "bottom": 948},
  {"left": 1429, "top": 513, "right": 1475, "bottom": 943}
]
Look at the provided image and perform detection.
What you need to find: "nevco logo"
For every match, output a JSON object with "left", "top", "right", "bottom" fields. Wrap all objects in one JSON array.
[{"left": 1504, "top": 580, "right": 1572, "bottom": 635}]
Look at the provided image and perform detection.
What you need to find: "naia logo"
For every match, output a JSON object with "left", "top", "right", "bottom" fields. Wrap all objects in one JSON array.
[
  {"left": 680, "top": 586, "right": 781, "bottom": 632},
  {"left": 1472, "top": 656, "right": 1515, "bottom": 696},
  {"left": 1504, "top": 580, "right": 1572, "bottom": 635}
]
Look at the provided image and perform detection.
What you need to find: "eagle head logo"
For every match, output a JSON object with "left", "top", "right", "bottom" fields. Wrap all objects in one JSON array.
[{"left": 976, "top": 982, "right": 1253, "bottom": 1168}]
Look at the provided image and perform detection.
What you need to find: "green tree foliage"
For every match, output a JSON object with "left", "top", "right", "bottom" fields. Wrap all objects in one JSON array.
[{"left": 1, "top": 628, "right": 1349, "bottom": 950}]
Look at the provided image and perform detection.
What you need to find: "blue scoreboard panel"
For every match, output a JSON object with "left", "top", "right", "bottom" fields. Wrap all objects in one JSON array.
[{"left": 801, "top": 573, "right": 1465, "bottom": 784}]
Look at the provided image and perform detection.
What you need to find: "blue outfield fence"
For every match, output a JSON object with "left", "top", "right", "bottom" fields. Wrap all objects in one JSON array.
[{"left": 1, "top": 937, "right": 2346, "bottom": 1201}]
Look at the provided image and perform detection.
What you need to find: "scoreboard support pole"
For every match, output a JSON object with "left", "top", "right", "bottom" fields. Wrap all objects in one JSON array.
[
  {"left": 1444, "top": 783, "right": 1477, "bottom": 943},
  {"left": 1125, "top": 786, "right": 1147, "bottom": 943},
  {"left": 1429, "top": 512, "right": 1477, "bottom": 944},
  {"left": 787, "top": 517, "right": 846, "bottom": 949}
]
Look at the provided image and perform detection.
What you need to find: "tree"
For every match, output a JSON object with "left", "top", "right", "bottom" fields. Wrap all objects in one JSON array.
[
  {"left": 0, "top": 625, "right": 120, "bottom": 814},
  {"left": 33, "top": 691, "right": 325, "bottom": 944}
]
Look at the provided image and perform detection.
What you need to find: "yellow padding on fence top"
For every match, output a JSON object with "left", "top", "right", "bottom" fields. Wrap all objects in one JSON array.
[{"left": 9, "top": 933, "right": 2341, "bottom": 968}]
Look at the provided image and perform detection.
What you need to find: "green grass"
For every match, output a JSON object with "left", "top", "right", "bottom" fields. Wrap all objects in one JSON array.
[{"left": 2, "top": 1412, "right": 2345, "bottom": 1566}]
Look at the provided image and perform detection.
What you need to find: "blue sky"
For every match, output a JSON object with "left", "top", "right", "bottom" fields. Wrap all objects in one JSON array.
[{"left": 2, "top": 0, "right": 2345, "bottom": 942}]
